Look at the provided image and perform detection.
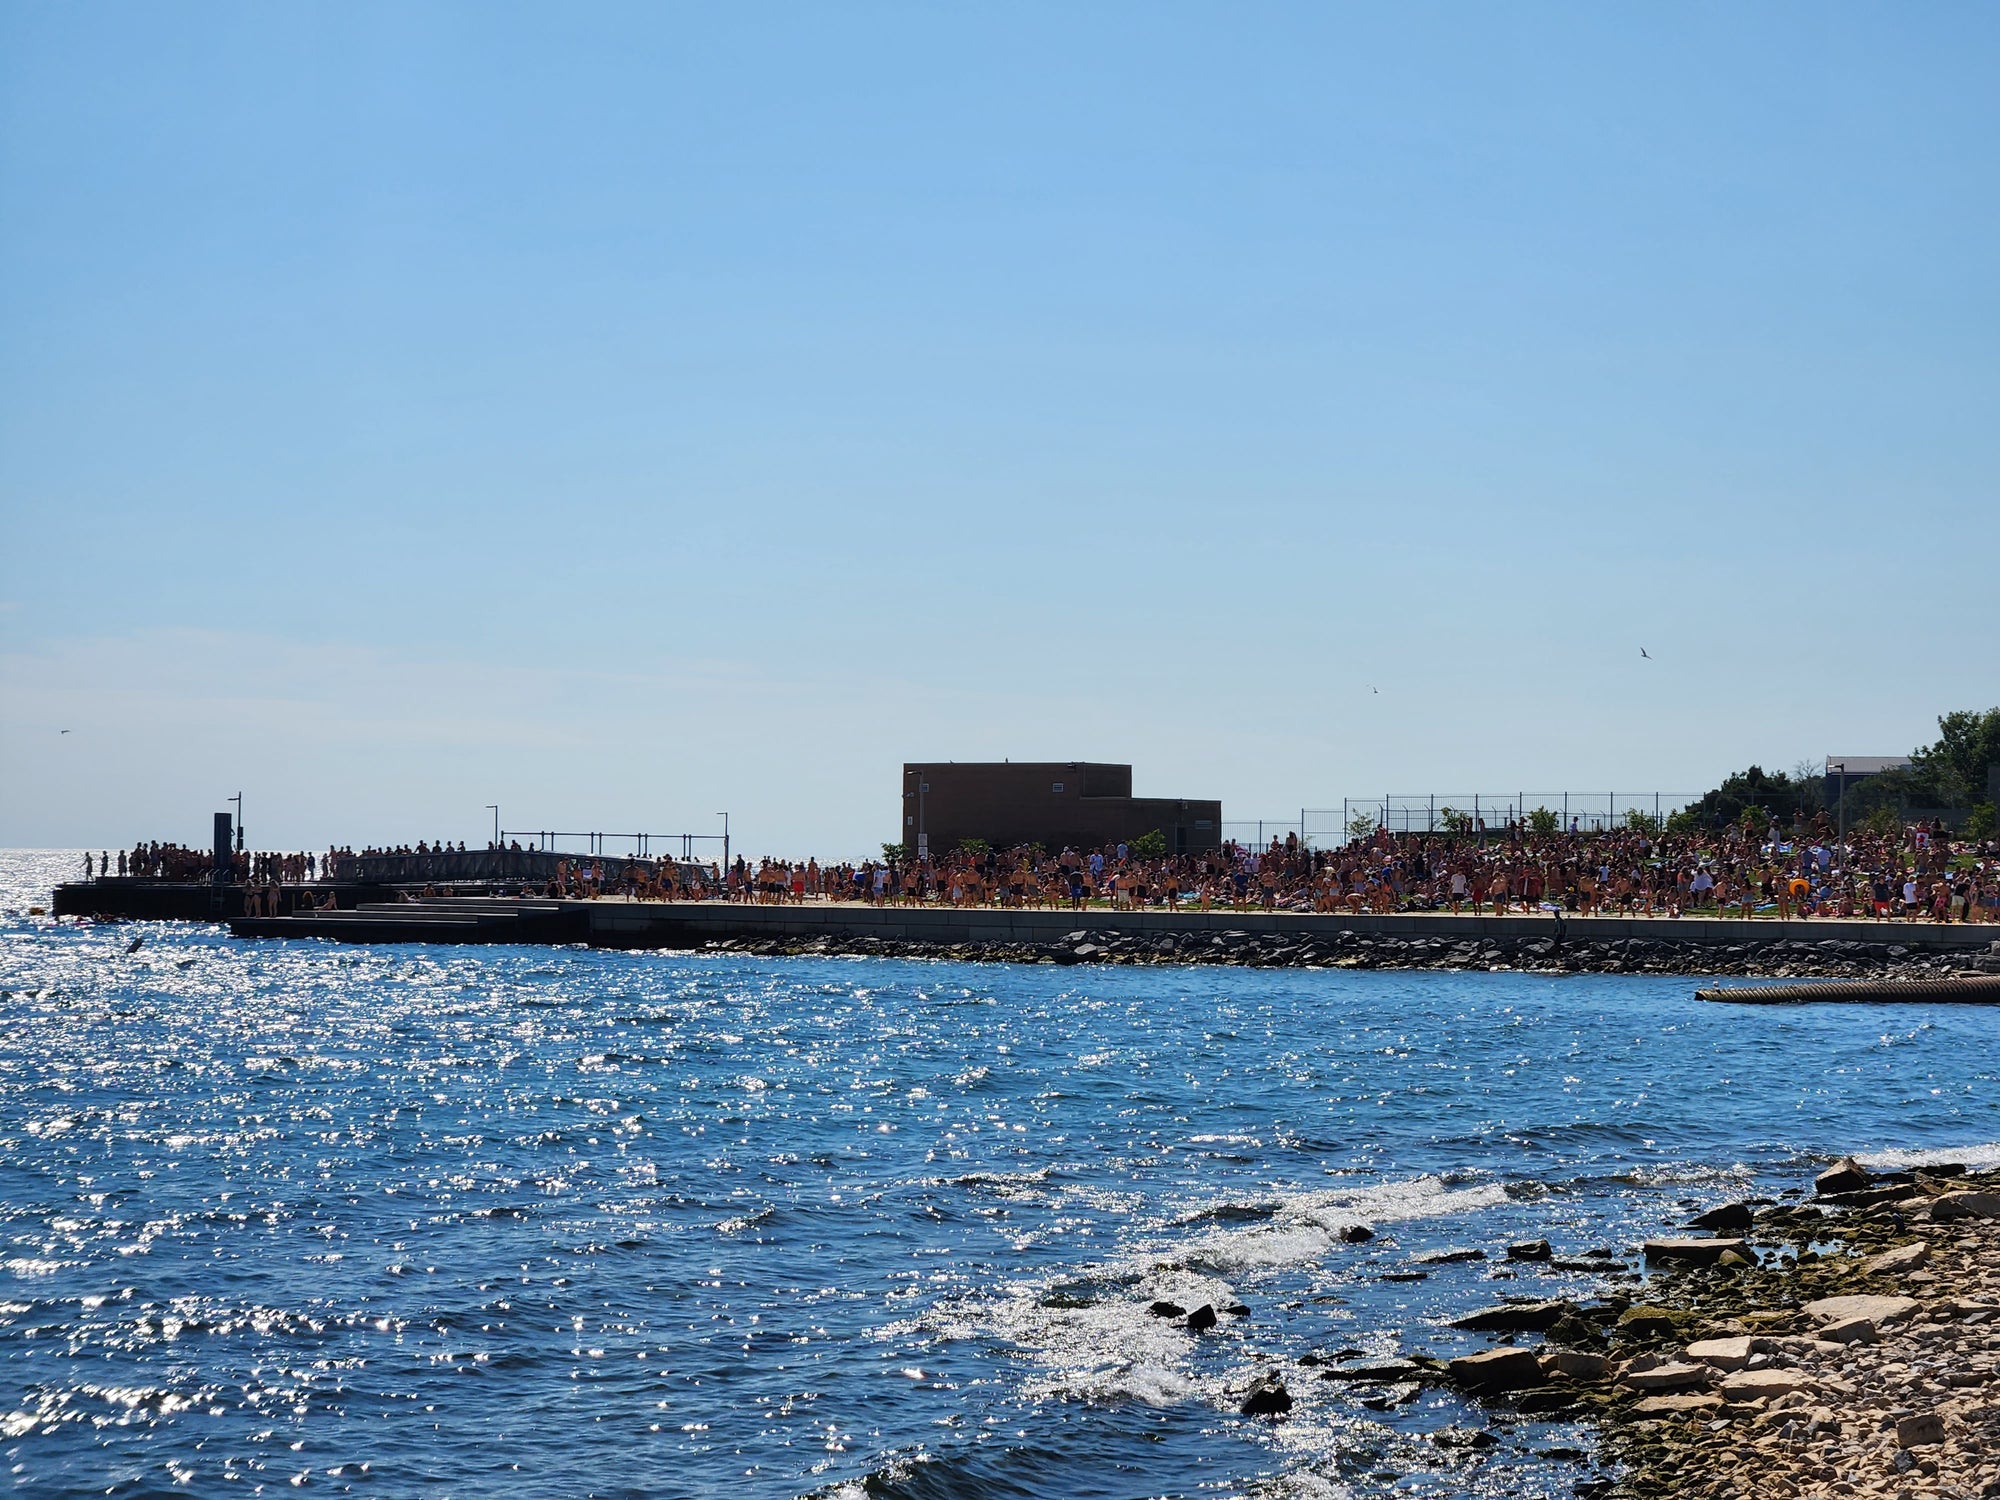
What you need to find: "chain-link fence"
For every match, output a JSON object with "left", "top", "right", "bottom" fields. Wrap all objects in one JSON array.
[{"left": 1225, "top": 792, "right": 1702, "bottom": 849}]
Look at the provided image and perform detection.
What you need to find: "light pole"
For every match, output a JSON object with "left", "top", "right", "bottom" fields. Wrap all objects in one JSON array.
[
  {"left": 228, "top": 792, "right": 244, "bottom": 852},
  {"left": 486, "top": 805, "right": 499, "bottom": 846},
  {"left": 911, "top": 769, "right": 928, "bottom": 860},
  {"left": 716, "top": 812, "right": 729, "bottom": 879},
  {"left": 1830, "top": 760, "right": 1847, "bottom": 856}
]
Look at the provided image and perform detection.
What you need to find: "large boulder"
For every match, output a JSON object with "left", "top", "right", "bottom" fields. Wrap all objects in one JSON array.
[
  {"left": 1684, "top": 1336, "right": 1773, "bottom": 1372},
  {"left": 1720, "top": 1368, "right": 1814, "bottom": 1402},
  {"left": 1688, "top": 1202, "right": 1755, "bottom": 1234},
  {"left": 1861, "top": 1241, "right": 1930, "bottom": 1275},
  {"left": 1803, "top": 1294, "right": 1920, "bottom": 1328},
  {"left": 1451, "top": 1300, "right": 1574, "bottom": 1333},
  {"left": 1448, "top": 1347, "right": 1546, "bottom": 1392},
  {"left": 1928, "top": 1192, "right": 2000, "bottom": 1222},
  {"left": 1506, "top": 1239, "right": 1554, "bottom": 1262},
  {"left": 1620, "top": 1359, "right": 1712, "bottom": 1392},
  {"left": 1318, "top": 1357, "right": 1426, "bottom": 1383},
  {"left": 1814, "top": 1157, "right": 1872, "bottom": 1197},
  {"left": 1239, "top": 1372, "right": 1292, "bottom": 1417},
  {"left": 1643, "top": 1237, "right": 1747, "bottom": 1267}
]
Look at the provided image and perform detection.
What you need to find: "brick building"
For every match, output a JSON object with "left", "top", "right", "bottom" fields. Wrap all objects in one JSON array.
[{"left": 899, "top": 762, "right": 1221, "bottom": 857}]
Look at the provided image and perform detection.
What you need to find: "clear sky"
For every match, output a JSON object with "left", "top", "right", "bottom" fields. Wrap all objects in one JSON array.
[{"left": 2, "top": 3, "right": 1995, "bottom": 858}]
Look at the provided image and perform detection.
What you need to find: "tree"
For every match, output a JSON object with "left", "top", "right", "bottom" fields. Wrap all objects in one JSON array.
[
  {"left": 1128, "top": 829, "right": 1167, "bottom": 860},
  {"left": 1911, "top": 708, "right": 2000, "bottom": 808},
  {"left": 1528, "top": 806, "right": 1560, "bottom": 836},
  {"left": 1681, "top": 765, "right": 1806, "bottom": 831}
]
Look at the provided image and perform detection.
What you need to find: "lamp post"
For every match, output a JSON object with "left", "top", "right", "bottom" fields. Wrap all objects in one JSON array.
[
  {"left": 1830, "top": 760, "right": 1847, "bottom": 856},
  {"left": 716, "top": 812, "right": 729, "bottom": 879},
  {"left": 911, "top": 768, "right": 928, "bottom": 860},
  {"left": 486, "top": 805, "right": 499, "bottom": 846},
  {"left": 228, "top": 792, "right": 244, "bottom": 853}
]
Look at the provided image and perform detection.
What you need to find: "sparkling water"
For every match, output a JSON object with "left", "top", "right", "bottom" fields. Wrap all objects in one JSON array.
[{"left": 4, "top": 848, "right": 1997, "bottom": 1499}]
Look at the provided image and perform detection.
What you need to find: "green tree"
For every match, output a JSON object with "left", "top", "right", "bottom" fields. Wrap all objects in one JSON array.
[
  {"left": 1528, "top": 806, "right": 1560, "bottom": 836},
  {"left": 880, "top": 842, "right": 910, "bottom": 864},
  {"left": 1438, "top": 807, "right": 1473, "bottom": 836},
  {"left": 1911, "top": 708, "right": 2000, "bottom": 807},
  {"left": 956, "top": 837, "right": 990, "bottom": 857},
  {"left": 1128, "top": 829, "right": 1168, "bottom": 860},
  {"left": 1966, "top": 802, "right": 1997, "bottom": 840},
  {"left": 1623, "top": 808, "right": 1662, "bottom": 836}
]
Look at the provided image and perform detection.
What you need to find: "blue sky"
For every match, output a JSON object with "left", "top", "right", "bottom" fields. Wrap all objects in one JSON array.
[{"left": 3, "top": 3, "right": 1995, "bottom": 856}]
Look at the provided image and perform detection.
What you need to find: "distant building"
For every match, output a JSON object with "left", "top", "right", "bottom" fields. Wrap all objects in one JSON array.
[
  {"left": 1823, "top": 755, "right": 1912, "bottom": 809},
  {"left": 900, "top": 762, "right": 1221, "bottom": 857}
]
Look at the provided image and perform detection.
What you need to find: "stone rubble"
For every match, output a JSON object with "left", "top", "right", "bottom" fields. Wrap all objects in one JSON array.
[
  {"left": 1579, "top": 1160, "right": 2000, "bottom": 1498},
  {"left": 698, "top": 927, "right": 1999, "bottom": 978}
]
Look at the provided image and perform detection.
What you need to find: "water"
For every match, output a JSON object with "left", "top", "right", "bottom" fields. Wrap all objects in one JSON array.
[{"left": 5, "top": 847, "right": 2000, "bottom": 1499}]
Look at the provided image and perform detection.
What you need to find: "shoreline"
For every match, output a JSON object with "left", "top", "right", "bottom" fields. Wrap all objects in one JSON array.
[{"left": 1416, "top": 1159, "right": 2000, "bottom": 1499}]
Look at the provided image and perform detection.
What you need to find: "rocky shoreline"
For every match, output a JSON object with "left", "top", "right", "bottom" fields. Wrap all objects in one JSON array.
[
  {"left": 1386, "top": 1158, "right": 2000, "bottom": 1499},
  {"left": 701, "top": 925, "right": 2000, "bottom": 980}
]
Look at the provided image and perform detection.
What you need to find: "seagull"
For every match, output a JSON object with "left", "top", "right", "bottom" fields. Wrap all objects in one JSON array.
[
  {"left": 1368, "top": 685, "right": 1380, "bottom": 694},
  {"left": 1639, "top": 648, "right": 1652, "bottom": 660},
  {"left": 60, "top": 729, "right": 71, "bottom": 734}
]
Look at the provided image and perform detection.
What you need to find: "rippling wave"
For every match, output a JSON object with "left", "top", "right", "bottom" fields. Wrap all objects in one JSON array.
[{"left": 7, "top": 847, "right": 2000, "bottom": 1498}]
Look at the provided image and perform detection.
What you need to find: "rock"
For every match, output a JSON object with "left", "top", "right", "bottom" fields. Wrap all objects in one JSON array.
[
  {"left": 1928, "top": 1191, "right": 2000, "bottom": 1221},
  {"left": 1896, "top": 1411, "right": 1945, "bottom": 1448},
  {"left": 1643, "top": 1237, "right": 1748, "bottom": 1267},
  {"left": 1817, "top": 1316, "right": 1878, "bottom": 1344},
  {"left": 1506, "top": 1239, "right": 1553, "bottom": 1262},
  {"left": 1814, "top": 1157, "right": 1872, "bottom": 1196},
  {"left": 1239, "top": 1372, "right": 1292, "bottom": 1417},
  {"left": 1417, "top": 1247, "right": 1487, "bottom": 1264},
  {"left": 1147, "top": 1300, "right": 1186, "bottom": 1318},
  {"left": 1318, "top": 1357, "right": 1425, "bottom": 1383},
  {"left": 1429, "top": 1425, "right": 1497, "bottom": 1449},
  {"left": 1718, "top": 1368, "right": 1814, "bottom": 1402},
  {"left": 1185, "top": 1303, "right": 1218, "bottom": 1333},
  {"left": 1339, "top": 1224, "right": 1374, "bottom": 1244},
  {"left": 1861, "top": 1241, "right": 1930, "bottom": 1275},
  {"left": 1802, "top": 1294, "right": 1920, "bottom": 1327},
  {"left": 1688, "top": 1202, "right": 1755, "bottom": 1234},
  {"left": 1546, "top": 1313, "right": 1607, "bottom": 1348},
  {"left": 1358, "top": 1382, "right": 1420, "bottom": 1411},
  {"left": 1380, "top": 1271, "right": 1428, "bottom": 1283},
  {"left": 1548, "top": 1350, "right": 1610, "bottom": 1380},
  {"left": 1616, "top": 1306, "right": 1691, "bottom": 1340},
  {"left": 1620, "top": 1361, "right": 1712, "bottom": 1392},
  {"left": 1684, "top": 1336, "right": 1773, "bottom": 1371},
  {"left": 1219, "top": 1300, "right": 1251, "bottom": 1318},
  {"left": 1632, "top": 1393, "right": 1724, "bottom": 1417},
  {"left": 1451, "top": 1300, "right": 1573, "bottom": 1332},
  {"left": 1448, "top": 1347, "right": 1546, "bottom": 1392}
]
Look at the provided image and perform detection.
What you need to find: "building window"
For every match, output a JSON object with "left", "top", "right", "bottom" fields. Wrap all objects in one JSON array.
[
  {"left": 1194, "top": 819, "right": 1212, "bottom": 829},
  {"left": 906, "top": 815, "right": 914, "bottom": 826},
  {"left": 1051, "top": 782, "right": 1064, "bottom": 793}
]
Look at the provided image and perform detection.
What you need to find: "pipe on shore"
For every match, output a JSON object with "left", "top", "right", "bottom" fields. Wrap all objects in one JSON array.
[{"left": 1698, "top": 975, "right": 2000, "bottom": 1005}]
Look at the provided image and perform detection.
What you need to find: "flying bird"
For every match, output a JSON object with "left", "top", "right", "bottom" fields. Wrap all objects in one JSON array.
[
  {"left": 60, "top": 729, "right": 71, "bottom": 734},
  {"left": 1639, "top": 648, "right": 1652, "bottom": 660}
]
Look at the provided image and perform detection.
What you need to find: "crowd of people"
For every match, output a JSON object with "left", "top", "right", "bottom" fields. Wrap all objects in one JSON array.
[
  {"left": 85, "top": 843, "right": 320, "bottom": 884},
  {"left": 86, "top": 813, "right": 1998, "bottom": 925},
  {"left": 706, "top": 813, "right": 1997, "bottom": 924}
]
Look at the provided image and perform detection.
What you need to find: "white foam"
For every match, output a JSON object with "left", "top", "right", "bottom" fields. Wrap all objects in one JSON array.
[
  {"left": 1166, "top": 1174, "right": 1508, "bottom": 1274},
  {"left": 1858, "top": 1142, "right": 2000, "bottom": 1171}
]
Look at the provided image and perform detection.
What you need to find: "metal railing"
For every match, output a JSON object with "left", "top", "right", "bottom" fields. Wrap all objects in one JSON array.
[
  {"left": 1225, "top": 793, "right": 1703, "bottom": 848},
  {"left": 502, "top": 829, "right": 728, "bottom": 861}
]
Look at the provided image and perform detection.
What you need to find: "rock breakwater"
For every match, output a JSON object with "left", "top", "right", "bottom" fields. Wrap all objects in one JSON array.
[{"left": 700, "top": 925, "right": 2000, "bottom": 979}]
